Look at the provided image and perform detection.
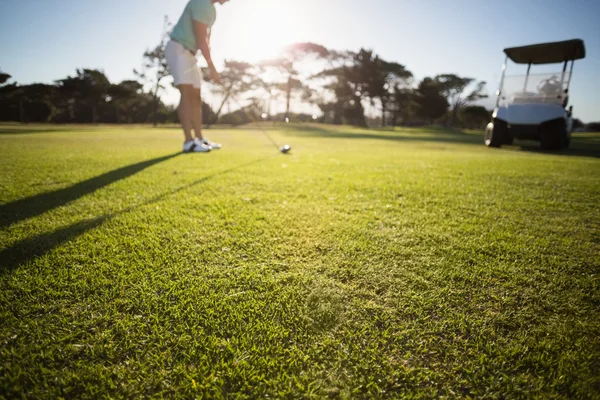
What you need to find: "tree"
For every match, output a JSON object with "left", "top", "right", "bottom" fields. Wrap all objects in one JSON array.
[
  {"left": 0, "top": 69, "right": 188, "bottom": 124},
  {"left": 82, "top": 69, "right": 111, "bottom": 124},
  {"left": 134, "top": 16, "right": 172, "bottom": 126},
  {"left": 254, "top": 74, "right": 280, "bottom": 120},
  {"left": 352, "top": 49, "right": 412, "bottom": 126},
  {"left": 311, "top": 68, "right": 367, "bottom": 127},
  {"left": 0, "top": 82, "right": 22, "bottom": 122},
  {"left": 460, "top": 105, "right": 491, "bottom": 129},
  {"left": 108, "top": 80, "right": 143, "bottom": 123},
  {"left": 203, "top": 60, "right": 257, "bottom": 126},
  {"left": 389, "top": 81, "right": 416, "bottom": 127},
  {"left": 55, "top": 69, "right": 111, "bottom": 123},
  {"left": 276, "top": 77, "right": 306, "bottom": 121},
  {"left": 0, "top": 72, "right": 11, "bottom": 86},
  {"left": 0, "top": 72, "right": 29, "bottom": 123},
  {"left": 310, "top": 50, "right": 369, "bottom": 127},
  {"left": 572, "top": 118, "right": 584, "bottom": 131},
  {"left": 0, "top": 82, "right": 62, "bottom": 123},
  {"left": 262, "top": 42, "right": 329, "bottom": 121},
  {"left": 586, "top": 122, "right": 600, "bottom": 132},
  {"left": 435, "top": 74, "right": 487, "bottom": 126},
  {"left": 21, "top": 84, "right": 58, "bottom": 122},
  {"left": 0, "top": 72, "right": 15, "bottom": 121},
  {"left": 414, "top": 77, "right": 449, "bottom": 124},
  {"left": 219, "top": 98, "right": 263, "bottom": 126}
]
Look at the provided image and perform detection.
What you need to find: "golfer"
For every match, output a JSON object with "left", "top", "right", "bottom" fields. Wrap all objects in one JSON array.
[{"left": 165, "top": 0, "right": 230, "bottom": 153}]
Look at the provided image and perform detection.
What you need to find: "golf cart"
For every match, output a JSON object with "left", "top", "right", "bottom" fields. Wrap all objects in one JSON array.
[{"left": 484, "top": 39, "right": 586, "bottom": 149}]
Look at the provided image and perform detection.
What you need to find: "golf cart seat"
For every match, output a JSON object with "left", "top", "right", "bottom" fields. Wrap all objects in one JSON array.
[{"left": 512, "top": 93, "right": 563, "bottom": 105}]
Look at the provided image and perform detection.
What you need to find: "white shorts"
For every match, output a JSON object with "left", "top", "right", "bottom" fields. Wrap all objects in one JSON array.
[{"left": 165, "top": 39, "right": 202, "bottom": 89}]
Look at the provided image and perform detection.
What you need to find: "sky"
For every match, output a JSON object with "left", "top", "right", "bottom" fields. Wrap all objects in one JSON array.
[{"left": 0, "top": 0, "right": 599, "bottom": 122}]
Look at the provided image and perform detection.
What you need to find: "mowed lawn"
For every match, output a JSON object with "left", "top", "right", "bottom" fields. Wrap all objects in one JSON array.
[{"left": 1, "top": 123, "right": 599, "bottom": 399}]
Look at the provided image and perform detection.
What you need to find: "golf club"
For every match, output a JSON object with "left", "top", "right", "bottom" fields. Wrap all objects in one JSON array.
[{"left": 218, "top": 85, "right": 292, "bottom": 154}]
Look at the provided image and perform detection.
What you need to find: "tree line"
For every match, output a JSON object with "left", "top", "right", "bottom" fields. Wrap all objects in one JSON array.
[{"left": 1, "top": 22, "right": 499, "bottom": 129}]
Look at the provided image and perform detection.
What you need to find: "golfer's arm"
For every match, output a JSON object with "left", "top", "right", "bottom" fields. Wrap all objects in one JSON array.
[{"left": 193, "top": 20, "right": 214, "bottom": 69}]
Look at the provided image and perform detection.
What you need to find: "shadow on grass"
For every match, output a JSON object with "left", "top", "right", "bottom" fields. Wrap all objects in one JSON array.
[
  {"left": 0, "top": 153, "right": 181, "bottom": 229},
  {"left": 516, "top": 136, "right": 600, "bottom": 159},
  {"left": 1, "top": 129, "right": 60, "bottom": 135},
  {"left": 139, "top": 155, "right": 276, "bottom": 205},
  {"left": 285, "top": 125, "right": 484, "bottom": 146},
  {"left": 0, "top": 216, "right": 109, "bottom": 272},
  {"left": 0, "top": 155, "right": 274, "bottom": 274},
  {"left": 285, "top": 125, "right": 600, "bottom": 158},
  {"left": 0, "top": 127, "right": 96, "bottom": 135}
]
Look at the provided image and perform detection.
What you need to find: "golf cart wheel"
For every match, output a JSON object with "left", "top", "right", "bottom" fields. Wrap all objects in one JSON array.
[
  {"left": 540, "top": 118, "right": 567, "bottom": 150},
  {"left": 484, "top": 120, "right": 506, "bottom": 148},
  {"left": 502, "top": 132, "right": 514, "bottom": 145}
]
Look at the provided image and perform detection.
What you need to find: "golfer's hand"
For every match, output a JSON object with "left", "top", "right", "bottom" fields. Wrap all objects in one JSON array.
[{"left": 209, "top": 66, "right": 221, "bottom": 85}]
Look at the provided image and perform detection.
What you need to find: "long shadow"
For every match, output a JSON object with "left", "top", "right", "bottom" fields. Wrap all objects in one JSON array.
[
  {"left": 0, "top": 153, "right": 180, "bottom": 229},
  {"left": 285, "top": 125, "right": 483, "bottom": 146},
  {"left": 136, "top": 155, "right": 275, "bottom": 206},
  {"left": 0, "top": 127, "right": 99, "bottom": 135},
  {"left": 285, "top": 125, "right": 600, "bottom": 158},
  {"left": 517, "top": 136, "right": 600, "bottom": 159},
  {"left": 0, "top": 216, "right": 109, "bottom": 271},
  {"left": 0, "top": 155, "right": 274, "bottom": 274},
  {"left": 0, "top": 128, "right": 67, "bottom": 135}
]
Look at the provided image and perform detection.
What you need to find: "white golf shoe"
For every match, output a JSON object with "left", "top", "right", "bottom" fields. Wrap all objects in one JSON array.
[
  {"left": 202, "top": 138, "right": 222, "bottom": 150},
  {"left": 183, "top": 138, "right": 211, "bottom": 153}
]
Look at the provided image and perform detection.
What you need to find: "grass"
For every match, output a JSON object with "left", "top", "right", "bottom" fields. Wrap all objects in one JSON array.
[{"left": 0, "top": 123, "right": 599, "bottom": 399}]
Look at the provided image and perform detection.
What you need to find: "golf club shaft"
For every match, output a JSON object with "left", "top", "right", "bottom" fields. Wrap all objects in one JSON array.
[
  {"left": 229, "top": 98, "right": 280, "bottom": 150},
  {"left": 208, "top": 78, "right": 281, "bottom": 150}
]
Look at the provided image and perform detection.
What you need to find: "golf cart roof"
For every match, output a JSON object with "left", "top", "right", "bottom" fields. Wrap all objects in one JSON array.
[{"left": 503, "top": 39, "right": 586, "bottom": 65}]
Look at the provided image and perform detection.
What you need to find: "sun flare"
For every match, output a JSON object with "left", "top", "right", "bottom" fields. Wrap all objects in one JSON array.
[{"left": 216, "top": 0, "right": 308, "bottom": 63}]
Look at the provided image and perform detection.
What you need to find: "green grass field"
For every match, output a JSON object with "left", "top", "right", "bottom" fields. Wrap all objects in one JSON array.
[{"left": 1, "top": 123, "right": 599, "bottom": 399}]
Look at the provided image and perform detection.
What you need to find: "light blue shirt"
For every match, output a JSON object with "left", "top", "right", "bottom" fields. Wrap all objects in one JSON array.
[{"left": 170, "top": 0, "right": 216, "bottom": 52}]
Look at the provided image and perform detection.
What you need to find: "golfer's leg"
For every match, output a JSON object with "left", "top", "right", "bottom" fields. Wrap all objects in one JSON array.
[
  {"left": 191, "top": 88, "right": 204, "bottom": 140},
  {"left": 177, "top": 85, "right": 194, "bottom": 142},
  {"left": 165, "top": 39, "right": 198, "bottom": 145}
]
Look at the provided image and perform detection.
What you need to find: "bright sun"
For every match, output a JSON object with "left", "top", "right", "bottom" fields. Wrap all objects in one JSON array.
[{"left": 215, "top": 0, "right": 309, "bottom": 63}]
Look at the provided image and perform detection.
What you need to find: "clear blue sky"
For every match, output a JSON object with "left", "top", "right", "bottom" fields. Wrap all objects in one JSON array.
[{"left": 1, "top": 0, "right": 598, "bottom": 121}]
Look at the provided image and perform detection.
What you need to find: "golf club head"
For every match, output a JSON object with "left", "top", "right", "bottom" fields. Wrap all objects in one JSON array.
[{"left": 280, "top": 144, "right": 291, "bottom": 154}]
